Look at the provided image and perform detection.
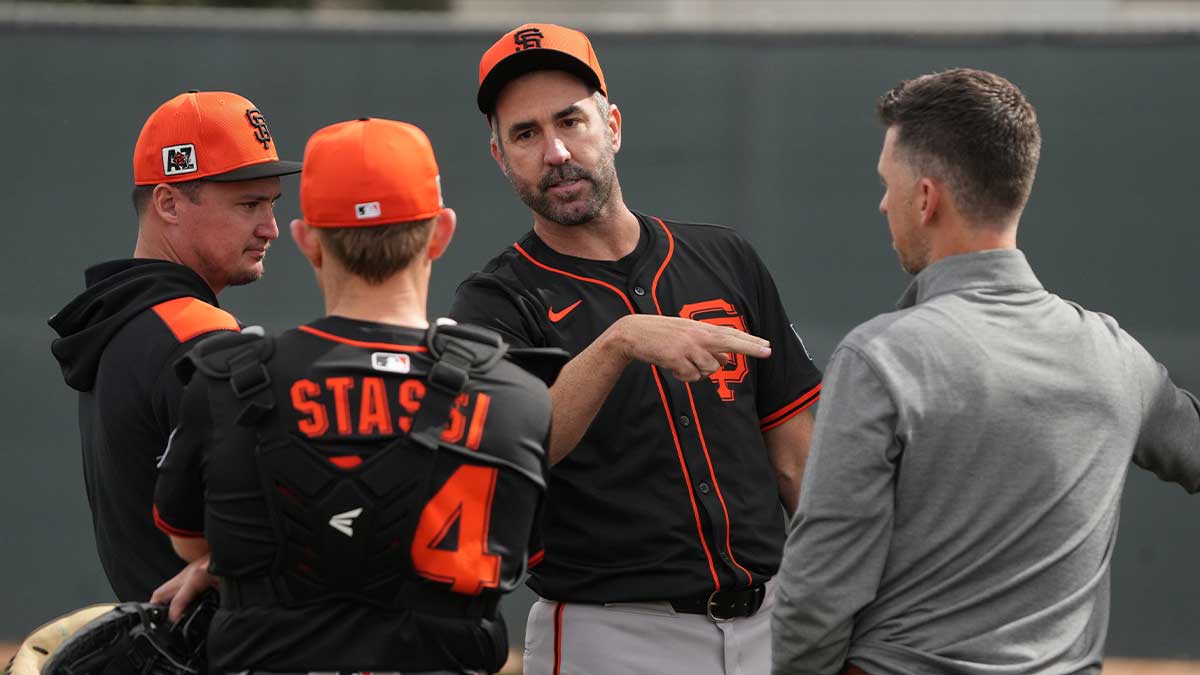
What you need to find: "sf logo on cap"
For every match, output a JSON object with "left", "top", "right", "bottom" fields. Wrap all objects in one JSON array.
[
  {"left": 514, "top": 27, "right": 543, "bottom": 51},
  {"left": 245, "top": 109, "right": 272, "bottom": 150}
]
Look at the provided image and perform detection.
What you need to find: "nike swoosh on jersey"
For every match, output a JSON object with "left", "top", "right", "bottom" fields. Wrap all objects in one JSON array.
[{"left": 548, "top": 300, "right": 583, "bottom": 323}]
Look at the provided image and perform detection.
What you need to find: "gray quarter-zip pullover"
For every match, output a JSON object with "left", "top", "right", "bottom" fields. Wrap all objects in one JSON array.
[{"left": 772, "top": 248, "right": 1200, "bottom": 675}]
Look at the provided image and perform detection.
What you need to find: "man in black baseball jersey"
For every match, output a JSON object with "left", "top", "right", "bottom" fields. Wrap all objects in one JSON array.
[
  {"left": 48, "top": 91, "right": 300, "bottom": 601},
  {"left": 154, "top": 118, "right": 563, "bottom": 674},
  {"left": 451, "top": 23, "right": 823, "bottom": 674}
]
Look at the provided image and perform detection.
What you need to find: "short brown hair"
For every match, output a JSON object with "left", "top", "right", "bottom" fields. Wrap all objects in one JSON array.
[
  {"left": 878, "top": 68, "right": 1041, "bottom": 225},
  {"left": 318, "top": 218, "right": 436, "bottom": 285}
]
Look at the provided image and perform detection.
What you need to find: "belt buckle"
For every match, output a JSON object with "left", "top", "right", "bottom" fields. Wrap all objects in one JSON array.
[{"left": 706, "top": 589, "right": 734, "bottom": 623}]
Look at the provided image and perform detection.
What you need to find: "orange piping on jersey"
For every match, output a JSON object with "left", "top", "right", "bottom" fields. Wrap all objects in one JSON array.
[
  {"left": 528, "top": 549, "right": 545, "bottom": 568},
  {"left": 649, "top": 218, "right": 674, "bottom": 303},
  {"left": 650, "top": 216, "right": 752, "bottom": 586},
  {"left": 152, "top": 504, "right": 203, "bottom": 539},
  {"left": 514, "top": 237, "right": 720, "bottom": 590},
  {"left": 513, "top": 243, "right": 636, "bottom": 313},
  {"left": 683, "top": 383, "right": 754, "bottom": 585},
  {"left": 650, "top": 367, "right": 721, "bottom": 589},
  {"left": 553, "top": 601, "right": 565, "bottom": 675},
  {"left": 760, "top": 384, "right": 822, "bottom": 432},
  {"left": 151, "top": 297, "right": 239, "bottom": 343},
  {"left": 297, "top": 325, "right": 429, "bottom": 352},
  {"left": 759, "top": 395, "right": 818, "bottom": 432}
]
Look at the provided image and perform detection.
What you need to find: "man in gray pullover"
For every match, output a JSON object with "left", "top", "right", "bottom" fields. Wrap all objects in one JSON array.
[{"left": 771, "top": 68, "right": 1200, "bottom": 675}]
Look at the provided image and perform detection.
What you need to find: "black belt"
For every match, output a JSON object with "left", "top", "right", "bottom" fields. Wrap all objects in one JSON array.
[
  {"left": 220, "top": 577, "right": 498, "bottom": 619},
  {"left": 669, "top": 584, "right": 766, "bottom": 622}
]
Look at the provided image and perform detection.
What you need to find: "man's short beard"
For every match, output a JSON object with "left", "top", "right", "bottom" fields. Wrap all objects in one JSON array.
[
  {"left": 226, "top": 265, "right": 264, "bottom": 288},
  {"left": 504, "top": 150, "right": 616, "bottom": 227}
]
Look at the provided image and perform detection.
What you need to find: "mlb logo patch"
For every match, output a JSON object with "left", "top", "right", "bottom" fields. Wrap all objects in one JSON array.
[
  {"left": 161, "top": 144, "right": 197, "bottom": 176},
  {"left": 356, "top": 201, "right": 381, "bottom": 220},
  {"left": 372, "top": 352, "right": 411, "bottom": 374}
]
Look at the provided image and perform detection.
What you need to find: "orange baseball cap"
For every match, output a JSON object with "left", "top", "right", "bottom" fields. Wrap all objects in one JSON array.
[
  {"left": 477, "top": 23, "right": 607, "bottom": 115},
  {"left": 133, "top": 91, "right": 301, "bottom": 185},
  {"left": 300, "top": 118, "right": 443, "bottom": 229}
]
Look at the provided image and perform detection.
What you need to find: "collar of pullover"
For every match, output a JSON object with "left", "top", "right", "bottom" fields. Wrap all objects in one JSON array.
[{"left": 897, "top": 248, "right": 1043, "bottom": 310}]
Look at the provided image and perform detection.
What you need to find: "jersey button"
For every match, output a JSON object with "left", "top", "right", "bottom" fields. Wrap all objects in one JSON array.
[
  {"left": 679, "top": 415, "right": 691, "bottom": 427},
  {"left": 633, "top": 286, "right": 646, "bottom": 296},
  {"left": 698, "top": 482, "right": 710, "bottom": 494}
]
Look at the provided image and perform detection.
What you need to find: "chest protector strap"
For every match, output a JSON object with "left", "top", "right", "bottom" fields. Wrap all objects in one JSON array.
[{"left": 190, "top": 324, "right": 508, "bottom": 617}]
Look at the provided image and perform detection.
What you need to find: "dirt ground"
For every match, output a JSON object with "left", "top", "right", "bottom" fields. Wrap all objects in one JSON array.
[{"left": 1, "top": 642, "right": 1195, "bottom": 674}]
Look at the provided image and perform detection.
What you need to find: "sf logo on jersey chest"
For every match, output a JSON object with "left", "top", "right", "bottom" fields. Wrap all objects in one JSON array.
[{"left": 680, "top": 299, "right": 750, "bottom": 402}]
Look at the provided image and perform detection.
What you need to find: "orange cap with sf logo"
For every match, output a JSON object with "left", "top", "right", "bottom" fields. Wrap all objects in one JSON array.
[
  {"left": 300, "top": 118, "right": 443, "bottom": 229},
  {"left": 477, "top": 23, "right": 607, "bottom": 116},
  {"left": 132, "top": 91, "right": 301, "bottom": 185}
]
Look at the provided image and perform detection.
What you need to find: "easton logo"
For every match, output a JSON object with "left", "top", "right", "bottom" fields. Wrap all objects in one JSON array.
[
  {"left": 514, "top": 27, "right": 544, "bottom": 51},
  {"left": 329, "top": 507, "right": 363, "bottom": 537},
  {"left": 372, "top": 352, "right": 411, "bottom": 374},
  {"left": 161, "top": 144, "right": 197, "bottom": 176},
  {"left": 245, "top": 108, "right": 272, "bottom": 149}
]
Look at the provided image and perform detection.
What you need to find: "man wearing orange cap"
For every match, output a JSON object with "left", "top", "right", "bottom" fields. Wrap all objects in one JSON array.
[
  {"left": 153, "top": 118, "right": 563, "bottom": 674},
  {"left": 451, "top": 23, "right": 823, "bottom": 675},
  {"left": 48, "top": 91, "right": 301, "bottom": 602}
]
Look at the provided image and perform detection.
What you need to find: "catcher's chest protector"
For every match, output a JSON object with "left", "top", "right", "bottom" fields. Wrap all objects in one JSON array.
[{"left": 187, "top": 324, "right": 545, "bottom": 615}]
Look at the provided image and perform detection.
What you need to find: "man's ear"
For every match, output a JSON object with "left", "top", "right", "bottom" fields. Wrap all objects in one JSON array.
[
  {"left": 917, "top": 177, "right": 942, "bottom": 227},
  {"left": 289, "top": 218, "right": 322, "bottom": 269},
  {"left": 152, "top": 184, "right": 181, "bottom": 225},
  {"left": 608, "top": 102, "right": 622, "bottom": 153},
  {"left": 490, "top": 135, "right": 506, "bottom": 173},
  {"left": 427, "top": 208, "right": 457, "bottom": 262},
  {"left": 489, "top": 115, "right": 508, "bottom": 173}
]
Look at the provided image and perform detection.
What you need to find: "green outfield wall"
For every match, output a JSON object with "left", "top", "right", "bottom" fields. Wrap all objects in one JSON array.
[{"left": 1, "top": 18, "right": 1196, "bottom": 656}]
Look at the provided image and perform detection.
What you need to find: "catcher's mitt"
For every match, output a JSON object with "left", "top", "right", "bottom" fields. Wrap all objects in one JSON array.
[
  {"left": 6, "top": 593, "right": 216, "bottom": 675},
  {"left": 1, "top": 605, "right": 114, "bottom": 675}
]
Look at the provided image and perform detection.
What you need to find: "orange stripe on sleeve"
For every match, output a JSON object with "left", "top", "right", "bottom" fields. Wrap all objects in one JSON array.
[
  {"left": 760, "top": 384, "right": 822, "bottom": 432},
  {"left": 153, "top": 504, "right": 203, "bottom": 539},
  {"left": 151, "top": 297, "right": 239, "bottom": 343}
]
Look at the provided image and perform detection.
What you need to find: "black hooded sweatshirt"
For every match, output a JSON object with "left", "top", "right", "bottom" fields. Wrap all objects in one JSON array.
[{"left": 49, "top": 259, "right": 239, "bottom": 601}]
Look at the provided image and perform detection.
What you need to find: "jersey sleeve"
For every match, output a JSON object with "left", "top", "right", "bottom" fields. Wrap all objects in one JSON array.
[
  {"left": 449, "top": 273, "right": 546, "bottom": 349},
  {"left": 149, "top": 298, "right": 240, "bottom": 435},
  {"left": 743, "top": 242, "right": 823, "bottom": 431},
  {"left": 153, "top": 372, "right": 211, "bottom": 538}
]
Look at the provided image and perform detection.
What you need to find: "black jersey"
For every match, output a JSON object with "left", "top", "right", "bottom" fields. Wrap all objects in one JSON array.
[
  {"left": 49, "top": 259, "right": 239, "bottom": 601},
  {"left": 449, "top": 212, "right": 823, "bottom": 603},
  {"left": 154, "top": 316, "right": 558, "bottom": 673}
]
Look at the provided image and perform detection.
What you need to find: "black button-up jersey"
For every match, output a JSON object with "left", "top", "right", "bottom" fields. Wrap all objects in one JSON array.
[
  {"left": 449, "top": 212, "right": 822, "bottom": 602},
  {"left": 154, "top": 317, "right": 556, "bottom": 673}
]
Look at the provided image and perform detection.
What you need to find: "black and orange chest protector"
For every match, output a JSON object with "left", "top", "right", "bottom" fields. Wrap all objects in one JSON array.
[{"left": 184, "top": 324, "right": 544, "bottom": 618}]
